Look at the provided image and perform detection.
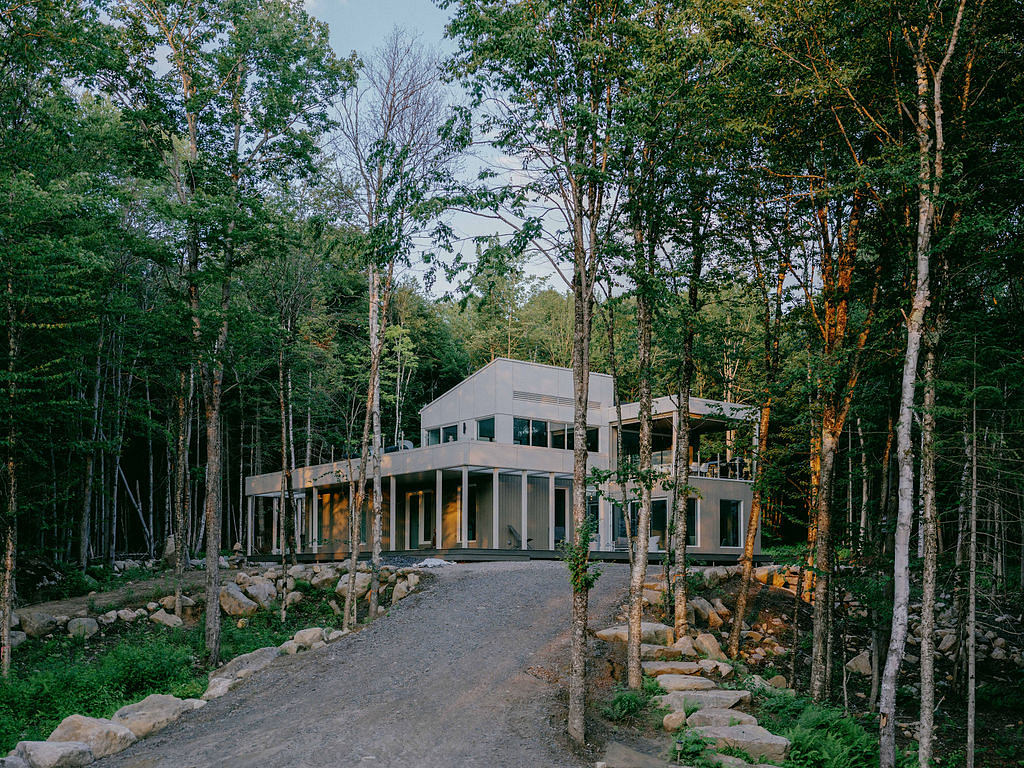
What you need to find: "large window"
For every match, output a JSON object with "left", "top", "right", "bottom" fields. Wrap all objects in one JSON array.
[
  {"left": 531, "top": 419, "right": 548, "bottom": 447},
  {"left": 513, "top": 417, "right": 530, "bottom": 445},
  {"left": 442, "top": 424, "right": 458, "bottom": 443},
  {"left": 686, "top": 498, "right": 698, "bottom": 547},
  {"left": 477, "top": 417, "right": 495, "bottom": 442},
  {"left": 720, "top": 499, "right": 741, "bottom": 547},
  {"left": 426, "top": 428, "right": 440, "bottom": 446},
  {"left": 551, "top": 424, "right": 568, "bottom": 449},
  {"left": 587, "top": 427, "right": 599, "bottom": 453},
  {"left": 466, "top": 486, "right": 477, "bottom": 542}
]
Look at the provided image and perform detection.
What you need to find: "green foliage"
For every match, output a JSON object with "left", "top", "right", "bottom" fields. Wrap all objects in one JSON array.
[
  {"left": 558, "top": 515, "right": 601, "bottom": 593},
  {"left": 673, "top": 729, "right": 716, "bottom": 768},
  {"left": 601, "top": 675, "right": 665, "bottom": 725}
]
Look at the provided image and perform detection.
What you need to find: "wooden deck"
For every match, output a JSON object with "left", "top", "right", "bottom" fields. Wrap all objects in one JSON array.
[{"left": 249, "top": 548, "right": 770, "bottom": 566}]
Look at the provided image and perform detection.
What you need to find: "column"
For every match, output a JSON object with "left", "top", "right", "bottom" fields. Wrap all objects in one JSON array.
[
  {"left": 246, "top": 496, "right": 254, "bottom": 556},
  {"left": 492, "top": 468, "right": 499, "bottom": 550},
  {"left": 461, "top": 466, "right": 469, "bottom": 548},
  {"left": 599, "top": 496, "right": 609, "bottom": 551},
  {"left": 271, "top": 497, "right": 279, "bottom": 555},
  {"left": 389, "top": 475, "right": 397, "bottom": 551},
  {"left": 548, "top": 473, "right": 556, "bottom": 550},
  {"left": 311, "top": 487, "right": 319, "bottom": 554},
  {"left": 435, "top": 469, "right": 443, "bottom": 550},
  {"left": 520, "top": 470, "right": 528, "bottom": 551}
]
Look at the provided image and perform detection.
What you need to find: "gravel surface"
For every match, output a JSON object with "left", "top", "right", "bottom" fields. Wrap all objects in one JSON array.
[{"left": 99, "top": 560, "right": 629, "bottom": 768}]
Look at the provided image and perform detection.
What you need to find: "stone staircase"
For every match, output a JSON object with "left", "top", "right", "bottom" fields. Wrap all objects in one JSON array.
[{"left": 597, "top": 623, "right": 793, "bottom": 768}]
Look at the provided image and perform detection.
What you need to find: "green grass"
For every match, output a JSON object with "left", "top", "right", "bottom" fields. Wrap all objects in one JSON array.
[
  {"left": 673, "top": 729, "right": 717, "bottom": 767},
  {"left": 601, "top": 675, "right": 666, "bottom": 725},
  {"left": 0, "top": 582, "right": 387, "bottom": 752}
]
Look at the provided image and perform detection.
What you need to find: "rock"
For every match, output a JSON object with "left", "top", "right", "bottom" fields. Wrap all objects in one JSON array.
[
  {"left": 694, "top": 632, "right": 726, "bottom": 660},
  {"left": 284, "top": 591, "right": 304, "bottom": 608},
  {"left": 641, "top": 643, "right": 682, "bottom": 661},
  {"left": 663, "top": 711, "right": 688, "bottom": 731},
  {"left": 712, "top": 597, "right": 732, "bottom": 619},
  {"left": 845, "top": 650, "right": 872, "bottom": 676},
  {"left": 243, "top": 578, "right": 277, "bottom": 609},
  {"left": 334, "top": 572, "right": 372, "bottom": 600},
  {"left": 148, "top": 610, "right": 183, "bottom": 628},
  {"left": 642, "top": 660, "right": 701, "bottom": 677},
  {"left": 96, "top": 611, "right": 116, "bottom": 626},
  {"left": 991, "top": 646, "right": 1007, "bottom": 660},
  {"left": 162, "top": 535, "right": 176, "bottom": 568},
  {"left": 391, "top": 579, "right": 410, "bottom": 604},
  {"left": 132, "top": 608, "right": 148, "bottom": 620},
  {"left": 287, "top": 564, "right": 307, "bottom": 579},
  {"left": 293, "top": 627, "right": 324, "bottom": 648},
  {"left": 595, "top": 622, "right": 673, "bottom": 646},
  {"left": 694, "top": 724, "right": 790, "bottom": 765},
  {"left": 687, "top": 708, "right": 758, "bottom": 727},
  {"left": 328, "top": 600, "right": 342, "bottom": 615},
  {"left": 406, "top": 572, "right": 420, "bottom": 588},
  {"left": 657, "top": 674, "right": 717, "bottom": 691},
  {"left": 768, "top": 674, "right": 788, "bottom": 689},
  {"left": 115, "top": 609, "right": 136, "bottom": 623},
  {"left": 219, "top": 583, "right": 258, "bottom": 617},
  {"left": 47, "top": 715, "right": 135, "bottom": 758},
  {"left": 201, "top": 677, "right": 234, "bottom": 701},
  {"left": 310, "top": 568, "right": 336, "bottom": 590},
  {"left": 658, "top": 689, "right": 751, "bottom": 713},
  {"left": 672, "top": 635, "right": 698, "bottom": 657},
  {"left": 602, "top": 741, "right": 665, "bottom": 768},
  {"left": 209, "top": 646, "right": 279, "bottom": 686},
  {"left": 938, "top": 633, "right": 957, "bottom": 653},
  {"left": 704, "top": 566, "right": 729, "bottom": 588},
  {"left": 66, "top": 618, "right": 99, "bottom": 640},
  {"left": 642, "top": 588, "right": 663, "bottom": 606},
  {"left": 326, "top": 629, "right": 349, "bottom": 642},
  {"left": 0, "top": 754, "right": 29, "bottom": 768},
  {"left": 279, "top": 640, "right": 300, "bottom": 655},
  {"left": 14, "top": 741, "right": 92, "bottom": 768},
  {"left": 7, "top": 612, "right": 19, "bottom": 629},
  {"left": 20, "top": 611, "right": 57, "bottom": 638},
  {"left": 9, "top": 629, "right": 27, "bottom": 649},
  {"left": 145, "top": 602, "right": 158, "bottom": 612},
  {"left": 112, "top": 694, "right": 200, "bottom": 738}
]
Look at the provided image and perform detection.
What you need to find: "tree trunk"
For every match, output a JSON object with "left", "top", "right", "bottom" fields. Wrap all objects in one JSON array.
[
  {"left": 810, "top": 423, "right": 839, "bottom": 701},
  {"left": 369, "top": 269, "right": 384, "bottom": 619},
  {"left": 80, "top": 331, "right": 104, "bottom": 570},
  {"left": 173, "top": 370, "right": 192, "bottom": 618},
  {"left": 966, "top": 348, "right": 978, "bottom": 768},
  {"left": 918, "top": 342, "right": 938, "bottom": 766},
  {"left": 626, "top": 286, "right": 653, "bottom": 689},
  {"left": 278, "top": 347, "right": 296, "bottom": 623}
]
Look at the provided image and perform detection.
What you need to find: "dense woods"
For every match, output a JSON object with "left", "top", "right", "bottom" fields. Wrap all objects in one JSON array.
[{"left": 2, "top": 0, "right": 1023, "bottom": 764}]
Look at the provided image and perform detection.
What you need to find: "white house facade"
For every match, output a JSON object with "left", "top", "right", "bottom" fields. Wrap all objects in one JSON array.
[{"left": 243, "top": 358, "right": 760, "bottom": 561}]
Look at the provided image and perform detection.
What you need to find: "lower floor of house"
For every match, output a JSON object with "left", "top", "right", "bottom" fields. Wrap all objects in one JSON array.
[{"left": 244, "top": 466, "right": 757, "bottom": 560}]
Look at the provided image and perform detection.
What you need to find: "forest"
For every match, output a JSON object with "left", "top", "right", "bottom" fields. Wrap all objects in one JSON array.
[{"left": 2, "top": 0, "right": 1023, "bottom": 766}]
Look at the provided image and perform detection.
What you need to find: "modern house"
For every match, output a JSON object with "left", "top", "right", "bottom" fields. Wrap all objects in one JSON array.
[{"left": 243, "top": 358, "right": 760, "bottom": 561}]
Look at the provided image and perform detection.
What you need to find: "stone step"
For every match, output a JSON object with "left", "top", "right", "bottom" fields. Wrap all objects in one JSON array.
[
  {"left": 642, "top": 660, "right": 701, "bottom": 676},
  {"left": 658, "top": 689, "right": 751, "bottom": 713},
  {"left": 641, "top": 643, "right": 684, "bottom": 661},
  {"left": 692, "top": 724, "right": 790, "bottom": 766},
  {"left": 685, "top": 707, "right": 757, "bottom": 727},
  {"left": 595, "top": 622, "right": 673, "bottom": 645},
  {"left": 657, "top": 674, "right": 717, "bottom": 692},
  {"left": 709, "top": 753, "right": 783, "bottom": 768},
  {"left": 602, "top": 740, "right": 665, "bottom": 768}
]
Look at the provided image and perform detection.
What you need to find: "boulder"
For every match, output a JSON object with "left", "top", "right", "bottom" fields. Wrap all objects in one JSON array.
[
  {"left": 287, "top": 564, "right": 307, "bottom": 579},
  {"left": 7, "top": 612, "right": 19, "bottom": 629},
  {"left": 66, "top": 618, "right": 99, "bottom": 640},
  {"left": 658, "top": 689, "right": 751, "bottom": 713},
  {"left": 219, "top": 583, "right": 258, "bottom": 617},
  {"left": 293, "top": 627, "right": 324, "bottom": 648},
  {"left": 391, "top": 579, "right": 410, "bottom": 604},
  {"left": 244, "top": 578, "right": 277, "bottom": 609},
  {"left": 642, "top": 588, "right": 663, "bottom": 606},
  {"left": 712, "top": 598, "right": 732, "bottom": 619},
  {"left": 690, "top": 596, "right": 716, "bottom": 623},
  {"left": 672, "top": 635, "right": 698, "bottom": 657},
  {"left": 641, "top": 643, "right": 683, "bottom": 661},
  {"left": 20, "top": 611, "right": 57, "bottom": 638},
  {"left": 279, "top": 640, "right": 300, "bottom": 655},
  {"left": 310, "top": 569, "right": 336, "bottom": 590},
  {"left": 0, "top": 754, "right": 29, "bottom": 768},
  {"left": 14, "top": 741, "right": 92, "bottom": 768},
  {"left": 657, "top": 674, "right": 717, "bottom": 691},
  {"left": 97, "top": 611, "right": 117, "bottom": 626},
  {"left": 693, "top": 724, "right": 790, "bottom": 765},
  {"left": 148, "top": 610, "right": 183, "bottom": 628},
  {"left": 162, "top": 535, "right": 176, "bottom": 568},
  {"left": 47, "top": 715, "right": 135, "bottom": 758},
  {"left": 201, "top": 677, "right": 234, "bottom": 701},
  {"left": 768, "top": 674, "right": 788, "bottom": 689},
  {"left": 115, "top": 609, "right": 136, "bottom": 623},
  {"left": 694, "top": 632, "right": 726, "bottom": 660},
  {"left": 209, "top": 646, "right": 279, "bottom": 685},
  {"left": 145, "top": 602, "right": 159, "bottom": 612},
  {"left": 663, "top": 711, "right": 688, "bottom": 731},
  {"left": 595, "top": 622, "right": 673, "bottom": 646},
  {"left": 112, "top": 694, "right": 200, "bottom": 738},
  {"left": 284, "top": 591, "right": 304, "bottom": 608},
  {"left": 326, "top": 629, "right": 349, "bottom": 643},
  {"left": 406, "top": 572, "right": 420, "bottom": 588},
  {"left": 686, "top": 708, "right": 758, "bottom": 727},
  {"left": 334, "top": 572, "right": 372, "bottom": 600},
  {"left": 845, "top": 650, "right": 872, "bottom": 676},
  {"left": 937, "top": 633, "right": 957, "bottom": 653},
  {"left": 10, "top": 630, "right": 27, "bottom": 649},
  {"left": 642, "top": 660, "right": 701, "bottom": 677}
]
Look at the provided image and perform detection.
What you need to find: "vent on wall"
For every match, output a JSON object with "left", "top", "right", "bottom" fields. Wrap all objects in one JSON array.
[{"left": 513, "top": 390, "right": 601, "bottom": 410}]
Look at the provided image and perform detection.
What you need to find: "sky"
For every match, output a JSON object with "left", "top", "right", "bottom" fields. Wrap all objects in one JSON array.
[{"left": 302, "top": 0, "right": 566, "bottom": 299}]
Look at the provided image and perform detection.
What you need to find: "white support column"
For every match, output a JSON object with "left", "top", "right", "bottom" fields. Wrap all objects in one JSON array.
[
  {"left": 520, "top": 470, "right": 528, "bottom": 551},
  {"left": 600, "top": 496, "right": 610, "bottom": 551},
  {"left": 548, "top": 473, "right": 556, "bottom": 550},
  {"left": 272, "top": 497, "right": 279, "bottom": 555},
  {"left": 246, "top": 496, "right": 254, "bottom": 556},
  {"left": 405, "top": 494, "right": 411, "bottom": 550},
  {"left": 389, "top": 475, "right": 397, "bottom": 551},
  {"left": 435, "top": 469, "right": 443, "bottom": 550},
  {"left": 492, "top": 468, "right": 500, "bottom": 550},
  {"left": 461, "top": 466, "right": 469, "bottom": 548},
  {"left": 311, "top": 487, "right": 319, "bottom": 554}
]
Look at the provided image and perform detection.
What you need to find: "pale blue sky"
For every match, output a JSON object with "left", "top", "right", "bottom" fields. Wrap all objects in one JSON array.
[{"left": 303, "top": 0, "right": 565, "bottom": 298}]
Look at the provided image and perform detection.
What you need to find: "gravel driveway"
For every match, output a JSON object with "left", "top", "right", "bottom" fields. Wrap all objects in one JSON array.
[{"left": 99, "top": 560, "right": 628, "bottom": 768}]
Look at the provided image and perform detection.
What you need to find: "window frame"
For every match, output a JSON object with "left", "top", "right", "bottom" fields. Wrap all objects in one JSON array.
[
  {"left": 513, "top": 417, "right": 530, "bottom": 445},
  {"left": 719, "top": 498, "right": 743, "bottom": 548},
  {"left": 476, "top": 417, "right": 495, "bottom": 442},
  {"left": 441, "top": 424, "right": 458, "bottom": 443},
  {"left": 426, "top": 428, "right": 440, "bottom": 446},
  {"left": 530, "top": 419, "right": 548, "bottom": 447}
]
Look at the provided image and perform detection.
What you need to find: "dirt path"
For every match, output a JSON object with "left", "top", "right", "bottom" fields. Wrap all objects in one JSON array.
[
  {"left": 99, "top": 560, "right": 628, "bottom": 768},
  {"left": 23, "top": 570, "right": 208, "bottom": 618}
]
